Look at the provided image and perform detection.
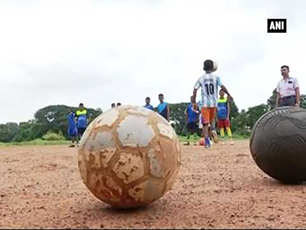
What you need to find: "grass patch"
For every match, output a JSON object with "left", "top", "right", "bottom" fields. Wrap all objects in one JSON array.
[
  {"left": 0, "top": 138, "right": 70, "bottom": 147},
  {"left": 0, "top": 134, "right": 249, "bottom": 147},
  {"left": 178, "top": 133, "right": 249, "bottom": 143}
]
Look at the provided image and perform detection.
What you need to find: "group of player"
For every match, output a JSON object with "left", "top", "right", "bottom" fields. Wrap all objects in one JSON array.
[
  {"left": 144, "top": 58, "right": 234, "bottom": 148},
  {"left": 67, "top": 103, "right": 88, "bottom": 147},
  {"left": 66, "top": 60, "right": 301, "bottom": 150},
  {"left": 142, "top": 59, "right": 234, "bottom": 148},
  {"left": 185, "top": 90, "right": 233, "bottom": 147},
  {"left": 67, "top": 59, "right": 233, "bottom": 148},
  {"left": 189, "top": 59, "right": 234, "bottom": 148},
  {"left": 143, "top": 90, "right": 234, "bottom": 147}
]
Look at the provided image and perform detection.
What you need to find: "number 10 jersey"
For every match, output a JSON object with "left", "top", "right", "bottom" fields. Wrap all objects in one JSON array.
[{"left": 194, "top": 73, "right": 223, "bottom": 108}]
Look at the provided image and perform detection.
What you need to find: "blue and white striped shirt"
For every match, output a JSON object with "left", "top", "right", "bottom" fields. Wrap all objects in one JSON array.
[{"left": 194, "top": 73, "right": 223, "bottom": 108}]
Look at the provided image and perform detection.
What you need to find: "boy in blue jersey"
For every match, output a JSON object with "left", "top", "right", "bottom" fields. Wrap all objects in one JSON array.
[
  {"left": 144, "top": 97, "right": 154, "bottom": 110},
  {"left": 185, "top": 96, "right": 199, "bottom": 145},
  {"left": 217, "top": 89, "right": 234, "bottom": 145},
  {"left": 67, "top": 109, "right": 78, "bottom": 147},
  {"left": 76, "top": 103, "right": 88, "bottom": 140},
  {"left": 157, "top": 93, "right": 170, "bottom": 122}
]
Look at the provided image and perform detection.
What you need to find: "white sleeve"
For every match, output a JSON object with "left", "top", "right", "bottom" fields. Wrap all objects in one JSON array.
[
  {"left": 194, "top": 77, "right": 201, "bottom": 90},
  {"left": 276, "top": 82, "right": 280, "bottom": 93},
  {"left": 294, "top": 78, "right": 299, "bottom": 89}
]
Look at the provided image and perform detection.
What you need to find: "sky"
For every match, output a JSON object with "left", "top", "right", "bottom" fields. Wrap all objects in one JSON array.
[{"left": 1, "top": 0, "right": 306, "bottom": 124}]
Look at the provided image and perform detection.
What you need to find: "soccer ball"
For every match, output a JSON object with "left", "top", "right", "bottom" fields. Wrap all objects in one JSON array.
[
  {"left": 212, "top": 60, "right": 218, "bottom": 72},
  {"left": 250, "top": 106, "right": 306, "bottom": 184},
  {"left": 78, "top": 105, "right": 182, "bottom": 208},
  {"left": 199, "top": 138, "right": 205, "bottom": 146}
]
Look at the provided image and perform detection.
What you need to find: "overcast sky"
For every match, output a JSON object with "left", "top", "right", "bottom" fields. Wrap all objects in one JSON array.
[{"left": 1, "top": 0, "right": 306, "bottom": 124}]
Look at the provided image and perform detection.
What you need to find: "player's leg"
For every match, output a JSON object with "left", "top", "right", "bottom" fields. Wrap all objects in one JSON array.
[
  {"left": 210, "top": 118, "right": 219, "bottom": 143},
  {"left": 191, "top": 122, "right": 198, "bottom": 145},
  {"left": 78, "top": 127, "right": 85, "bottom": 140},
  {"left": 77, "top": 128, "right": 81, "bottom": 140},
  {"left": 218, "top": 119, "right": 225, "bottom": 144},
  {"left": 185, "top": 123, "right": 191, "bottom": 145},
  {"left": 67, "top": 126, "right": 74, "bottom": 147},
  {"left": 71, "top": 135, "right": 77, "bottom": 147},
  {"left": 74, "top": 127, "right": 79, "bottom": 145},
  {"left": 209, "top": 108, "right": 218, "bottom": 144},
  {"left": 201, "top": 108, "right": 211, "bottom": 148},
  {"left": 225, "top": 119, "right": 234, "bottom": 145},
  {"left": 198, "top": 116, "right": 203, "bottom": 137}
]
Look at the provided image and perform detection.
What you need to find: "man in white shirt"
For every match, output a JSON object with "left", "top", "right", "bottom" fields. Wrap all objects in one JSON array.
[{"left": 276, "top": 65, "right": 300, "bottom": 107}]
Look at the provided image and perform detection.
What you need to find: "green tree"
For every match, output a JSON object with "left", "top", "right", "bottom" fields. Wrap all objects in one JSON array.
[
  {"left": 300, "top": 94, "right": 306, "bottom": 109},
  {"left": 12, "top": 120, "right": 36, "bottom": 142},
  {"left": 244, "top": 104, "right": 268, "bottom": 128},
  {"left": 169, "top": 102, "right": 188, "bottom": 135},
  {"left": 34, "top": 105, "right": 102, "bottom": 139},
  {"left": 0, "top": 122, "right": 19, "bottom": 142},
  {"left": 229, "top": 100, "right": 239, "bottom": 119},
  {"left": 230, "top": 104, "right": 268, "bottom": 136},
  {"left": 267, "top": 88, "right": 277, "bottom": 110}
]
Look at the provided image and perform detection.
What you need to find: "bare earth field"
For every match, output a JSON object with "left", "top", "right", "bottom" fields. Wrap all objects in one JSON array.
[{"left": 1, "top": 140, "right": 306, "bottom": 229}]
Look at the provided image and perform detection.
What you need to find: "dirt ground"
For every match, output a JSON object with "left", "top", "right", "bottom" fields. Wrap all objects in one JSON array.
[{"left": 1, "top": 140, "right": 306, "bottom": 229}]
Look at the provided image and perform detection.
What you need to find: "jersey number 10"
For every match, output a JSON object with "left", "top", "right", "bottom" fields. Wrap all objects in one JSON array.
[{"left": 205, "top": 83, "right": 214, "bottom": 95}]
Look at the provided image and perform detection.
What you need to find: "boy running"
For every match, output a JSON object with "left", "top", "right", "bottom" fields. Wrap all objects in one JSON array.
[{"left": 192, "top": 59, "right": 232, "bottom": 148}]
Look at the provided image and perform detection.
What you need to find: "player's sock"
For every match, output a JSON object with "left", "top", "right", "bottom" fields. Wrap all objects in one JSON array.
[
  {"left": 204, "top": 137, "right": 211, "bottom": 148},
  {"left": 226, "top": 127, "right": 232, "bottom": 137},
  {"left": 220, "top": 128, "right": 225, "bottom": 138},
  {"left": 226, "top": 127, "right": 234, "bottom": 145},
  {"left": 220, "top": 128, "right": 225, "bottom": 143}
]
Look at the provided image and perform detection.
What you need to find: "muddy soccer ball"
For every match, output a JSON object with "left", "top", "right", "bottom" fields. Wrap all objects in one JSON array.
[
  {"left": 199, "top": 138, "right": 205, "bottom": 146},
  {"left": 250, "top": 106, "right": 306, "bottom": 184},
  {"left": 212, "top": 60, "right": 218, "bottom": 72},
  {"left": 78, "top": 105, "right": 182, "bottom": 208}
]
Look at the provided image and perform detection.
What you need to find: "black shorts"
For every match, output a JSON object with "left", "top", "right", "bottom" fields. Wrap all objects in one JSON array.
[
  {"left": 187, "top": 122, "right": 198, "bottom": 133},
  {"left": 77, "top": 127, "right": 87, "bottom": 136}
]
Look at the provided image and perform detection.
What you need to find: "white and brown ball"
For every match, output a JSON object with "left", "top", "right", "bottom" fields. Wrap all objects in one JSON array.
[
  {"left": 78, "top": 105, "right": 182, "bottom": 208},
  {"left": 212, "top": 60, "right": 218, "bottom": 72}
]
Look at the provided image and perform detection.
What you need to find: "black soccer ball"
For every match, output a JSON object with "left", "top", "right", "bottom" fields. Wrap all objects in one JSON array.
[{"left": 250, "top": 106, "right": 306, "bottom": 184}]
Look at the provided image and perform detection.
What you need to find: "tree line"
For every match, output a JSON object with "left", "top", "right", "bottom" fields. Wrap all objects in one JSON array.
[{"left": 0, "top": 93, "right": 305, "bottom": 143}]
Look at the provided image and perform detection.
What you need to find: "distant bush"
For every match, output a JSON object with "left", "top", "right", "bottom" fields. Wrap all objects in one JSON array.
[{"left": 42, "top": 131, "right": 66, "bottom": 141}]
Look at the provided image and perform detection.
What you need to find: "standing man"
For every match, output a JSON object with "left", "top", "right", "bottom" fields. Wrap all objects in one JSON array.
[
  {"left": 192, "top": 59, "right": 232, "bottom": 148},
  {"left": 185, "top": 96, "right": 200, "bottom": 145},
  {"left": 157, "top": 93, "right": 170, "bottom": 122},
  {"left": 76, "top": 103, "right": 88, "bottom": 140},
  {"left": 276, "top": 65, "right": 300, "bottom": 107},
  {"left": 144, "top": 97, "right": 154, "bottom": 110}
]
